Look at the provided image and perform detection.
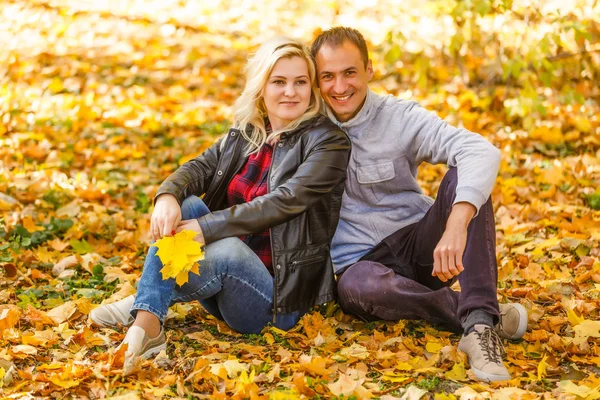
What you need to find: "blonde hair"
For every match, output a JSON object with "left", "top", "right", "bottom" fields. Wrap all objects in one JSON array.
[{"left": 232, "top": 36, "right": 322, "bottom": 154}]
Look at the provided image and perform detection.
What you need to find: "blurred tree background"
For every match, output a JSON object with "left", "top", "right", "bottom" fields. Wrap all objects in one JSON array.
[{"left": 1, "top": 0, "right": 600, "bottom": 398}]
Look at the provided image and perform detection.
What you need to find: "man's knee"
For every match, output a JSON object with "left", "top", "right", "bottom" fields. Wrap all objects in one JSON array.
[{"left": 338, "top": 261, "right": 384, "bottom": 308}]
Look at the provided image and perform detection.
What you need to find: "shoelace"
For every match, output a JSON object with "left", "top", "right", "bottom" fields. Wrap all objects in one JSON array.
[{"left": 476, "top": 327, "right": 506, "bottom": 363}]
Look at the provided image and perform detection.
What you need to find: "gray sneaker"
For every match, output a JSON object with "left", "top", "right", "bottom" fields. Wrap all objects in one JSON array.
[
  {"left": 121, "top": 325, "right": 166, "bottom": 375},
  {"left": 495, "top": 303, "right": 527, "bottom": 340},
  {"left": 89, "top": 295, "right": 135, "bottom": 328},
  {"left": 458, "top": 324, "right": 510, "bottom": 382}
]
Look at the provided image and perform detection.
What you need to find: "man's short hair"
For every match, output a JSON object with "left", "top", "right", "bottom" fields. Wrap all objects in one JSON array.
[{"left": 311, "top": 27, "right": 369, "bottom": 68}]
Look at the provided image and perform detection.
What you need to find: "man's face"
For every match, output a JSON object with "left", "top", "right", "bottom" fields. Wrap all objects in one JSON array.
[{"left": 315, "top": 41, "right": 373, "bottom": 122}]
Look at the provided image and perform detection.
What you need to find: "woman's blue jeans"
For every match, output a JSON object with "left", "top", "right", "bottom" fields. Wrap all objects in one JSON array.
[{"left": 131, "top": 196, "right": 303, "bottom": 333}]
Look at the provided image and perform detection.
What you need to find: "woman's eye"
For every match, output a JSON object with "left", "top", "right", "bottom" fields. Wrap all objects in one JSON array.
[{"left": 296, "top": 80, "right": 307, "bottom": 85}]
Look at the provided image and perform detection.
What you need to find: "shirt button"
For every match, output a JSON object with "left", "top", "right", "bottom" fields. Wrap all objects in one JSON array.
[
  {"left": 276, "top": 264, "right": 281, "bottom": 270},
  {"left": 278, "top": 142, "right": 283, "bottom": 147},
  {"left": 271, "top": 176, "right": 276, "bottom": 182},
  {"left": 277, "top": 307, "right": 282, "bottom": 313},
  {"left": 217, "top": 170, "right": 223, "bottom": 176},
  {"left": 231, "top": 132, "right": 236, "bottom": 137}
]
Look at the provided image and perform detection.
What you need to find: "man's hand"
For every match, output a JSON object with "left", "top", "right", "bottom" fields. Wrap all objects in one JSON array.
[
  {"left": 151, "top": 194, "right": 181, "bottom": 241},
  {"left": 176, "top": 219, "right": 206, "bottom": 245},
  {"left": 432, "top": 202, "right": 476, "bottom": 282}
]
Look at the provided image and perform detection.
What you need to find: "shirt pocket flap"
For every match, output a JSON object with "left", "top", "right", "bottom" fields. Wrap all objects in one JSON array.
[{"left": 357, "top": 161, "right": 395, "bottom": 184}]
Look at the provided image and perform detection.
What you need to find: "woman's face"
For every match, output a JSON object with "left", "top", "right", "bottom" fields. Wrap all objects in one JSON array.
[{"left": 263, "top": 56, "right": 312, "bottom": 131}]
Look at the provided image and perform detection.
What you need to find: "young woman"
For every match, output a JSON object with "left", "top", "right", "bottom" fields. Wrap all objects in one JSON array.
[{"left": 90, "top": 36, "right": 350, "bottom": 372}]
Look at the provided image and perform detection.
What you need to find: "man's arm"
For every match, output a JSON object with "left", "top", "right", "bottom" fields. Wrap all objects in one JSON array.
[
  {"left": 432, "top": 202, "right": 476, "bottom": 282},
  {"left": 400, "top": 101, "right": 500, "bottom": 281}
]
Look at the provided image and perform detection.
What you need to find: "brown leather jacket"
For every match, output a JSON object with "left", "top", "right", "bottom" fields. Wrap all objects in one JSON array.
[{"left": 155, "top": 116, "right": 351, "bottom": 314}]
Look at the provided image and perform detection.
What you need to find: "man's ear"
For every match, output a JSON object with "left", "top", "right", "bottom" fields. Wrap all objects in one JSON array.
[{"left": 366, "top": 59, "right": 374, "bottom": 80}]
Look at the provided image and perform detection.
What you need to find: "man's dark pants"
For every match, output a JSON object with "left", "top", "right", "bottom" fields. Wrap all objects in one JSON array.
[{"left": 337, "top": 168, "right": 500, "bottom": 333}]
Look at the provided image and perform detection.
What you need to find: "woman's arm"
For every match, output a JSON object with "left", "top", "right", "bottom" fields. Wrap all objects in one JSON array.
[
  {"left": 154, "top": 137, "right": 224, "bottom": 206},
  {"left": 150, "top": 136, "right": 225, "bottom": 240},
  {"left": 197, "top": 127, "right": 350, "bottom": 244}
]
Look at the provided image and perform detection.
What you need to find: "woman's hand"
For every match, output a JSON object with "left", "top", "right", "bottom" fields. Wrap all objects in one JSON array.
[
  {"left": 176, "top": 219, "right": 205, "bottom": 245},
  {"left": 151, "top": 194, "right": 181, "bottom": 241}
]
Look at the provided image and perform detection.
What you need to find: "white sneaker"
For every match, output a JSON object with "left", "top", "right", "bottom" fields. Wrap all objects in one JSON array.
[
  {"left": 89, "top": 295, "right": 135, "bottom": 328},
  {"left": 120, "top": 325, "right": 166, "bottom": 375}
]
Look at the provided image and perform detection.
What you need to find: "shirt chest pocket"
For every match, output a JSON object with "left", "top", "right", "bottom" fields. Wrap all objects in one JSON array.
[{"left": 356, "top": 160, "right": 396, "bottom": 203}]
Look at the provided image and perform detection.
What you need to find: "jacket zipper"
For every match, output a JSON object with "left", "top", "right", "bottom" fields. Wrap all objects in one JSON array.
[
  {"left": 269, "top": 140, "right": 278, "bottom": 323},
  {"left": 290, "top": 254, "right": 325, "bottom": 273}
]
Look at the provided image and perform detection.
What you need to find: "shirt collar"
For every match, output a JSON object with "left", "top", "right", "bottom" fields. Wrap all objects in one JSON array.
[{"left": 325, "top": 88, "right": 374, "bottom": 128}]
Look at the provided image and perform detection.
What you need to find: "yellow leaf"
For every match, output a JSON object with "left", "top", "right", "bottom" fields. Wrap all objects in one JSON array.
[
  {"left": 445, "top": 362, "right": 467, "bottom": 381},
  {"left": 153, "top": 230, "right": 204, "bottom": 286},
  {"left": 22, "top": 216, "right": 43, "bottom": 232},
  {"left": 0, "top": 307, "right": 21, "bottom": 332},
  {"left": 381, "top": 372, "right": 410, "bottom": 383},
  {"left": 559, "top": 380, "right": 600, "bottom": 399},
  {"left": 49, "top": 375, "right": 80, "bottom": 388},
  {"left": 425, "top": 342, "right": 443, "bottom": 353},
  {"left": 340, "top": 343, "right": 370, "bottom": 359},
  {"left": 537, "top": 354, "right": 548, "bottom": 380},
  {"left": 574, "top": 320, "right": 600, "bottom": 342},
  {"left": 264, "top": 332, "right": 275, "bottom": 345},
  {"left": 209, "top": 359, "right": 249, "bottom": 379},
  {"left": 298, "top": 355, "right": 332, "bottom": 377},
  {"left": 434, "top": 393, "right": 457, "bottom": 400},
  {"left": 269, "top": 390, "right": 300, "bottom": 400},
  {"left": 530, "top": 125, "right": 564, "bottom": 145},
  {"left": 46, "top": 301, "right": 78, "bottom": 325},
  {"left": 396, "top": 362, "right": 413, "bottom": 371},
  {"left": 327, "top": 373, "right": 358, "bottom": 397},
  {"left": 567, "top": 308, "right": 585, "bottom": 327},
  {"left": 47, "top": 78, "right": 64, "bottom": 94},
  {"left": 12, "top": 345, "right": 38, "bottom": 355}
]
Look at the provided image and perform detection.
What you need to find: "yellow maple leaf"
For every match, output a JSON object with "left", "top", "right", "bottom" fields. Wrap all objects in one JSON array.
[
  {"left": 567, "top": 308, "right": 585, "bottom": 327},
  {"left": 537, "top": 354, "right": 548, "bottom": 380},
  {"left": 152, "top": 230, "right": 204, "bottom": 286},
  {"left": 574, "top": 320, "right": 600, "bottom": 344},
  {"left": 445, "top": 362, "right": 467, "bottom": 382}
]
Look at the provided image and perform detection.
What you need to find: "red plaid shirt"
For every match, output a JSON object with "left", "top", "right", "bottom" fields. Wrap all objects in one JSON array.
[{"left": 227, "top": 141, "right": 274, "bottom": 275}]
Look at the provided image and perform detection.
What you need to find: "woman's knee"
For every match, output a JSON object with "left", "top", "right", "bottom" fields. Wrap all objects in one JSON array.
[{"left": 180, "top": 196, "right": 210, "bottom": 220}]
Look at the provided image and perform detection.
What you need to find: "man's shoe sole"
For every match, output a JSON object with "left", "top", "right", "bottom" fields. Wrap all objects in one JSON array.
[
  {"left": 140, "top": 343, "right": 166, "bottom": 359},
  {"left": 472, "top": 366, "right": 511, "bottom": 382}
]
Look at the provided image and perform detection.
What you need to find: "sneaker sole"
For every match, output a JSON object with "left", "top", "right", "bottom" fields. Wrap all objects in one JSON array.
[
  {"left": 471, "top": 366, "right": 511, "bottom": 382},
  {"left": 140, "top": 343, "right": 167, "bottom": 359},
  {"left": 504, "top": 303, "right": 528, "bottom": 340}
]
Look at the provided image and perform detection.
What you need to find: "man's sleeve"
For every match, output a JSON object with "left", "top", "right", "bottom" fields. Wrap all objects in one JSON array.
[{"left": 403, "top": 102, "right": 501, "bottom": 214}]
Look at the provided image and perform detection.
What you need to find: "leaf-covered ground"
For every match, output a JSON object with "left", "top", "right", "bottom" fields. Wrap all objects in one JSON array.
[{"left": 1, "top": 1, "right": 600, "bottom": 399}]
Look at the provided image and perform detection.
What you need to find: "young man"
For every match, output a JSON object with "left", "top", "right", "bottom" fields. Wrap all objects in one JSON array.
[{"left": 311, "top": 27, "right": 527, "bottom": 382}]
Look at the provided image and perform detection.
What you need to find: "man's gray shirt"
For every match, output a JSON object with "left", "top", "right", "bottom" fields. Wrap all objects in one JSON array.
[{"left": 328, "top": 89, "right": 501, "bottom": 272}]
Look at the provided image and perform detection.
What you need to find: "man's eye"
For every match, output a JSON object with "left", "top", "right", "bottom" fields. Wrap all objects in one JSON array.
[{"left": 345, "top": 71, "right": 356, "bottom": 76}]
